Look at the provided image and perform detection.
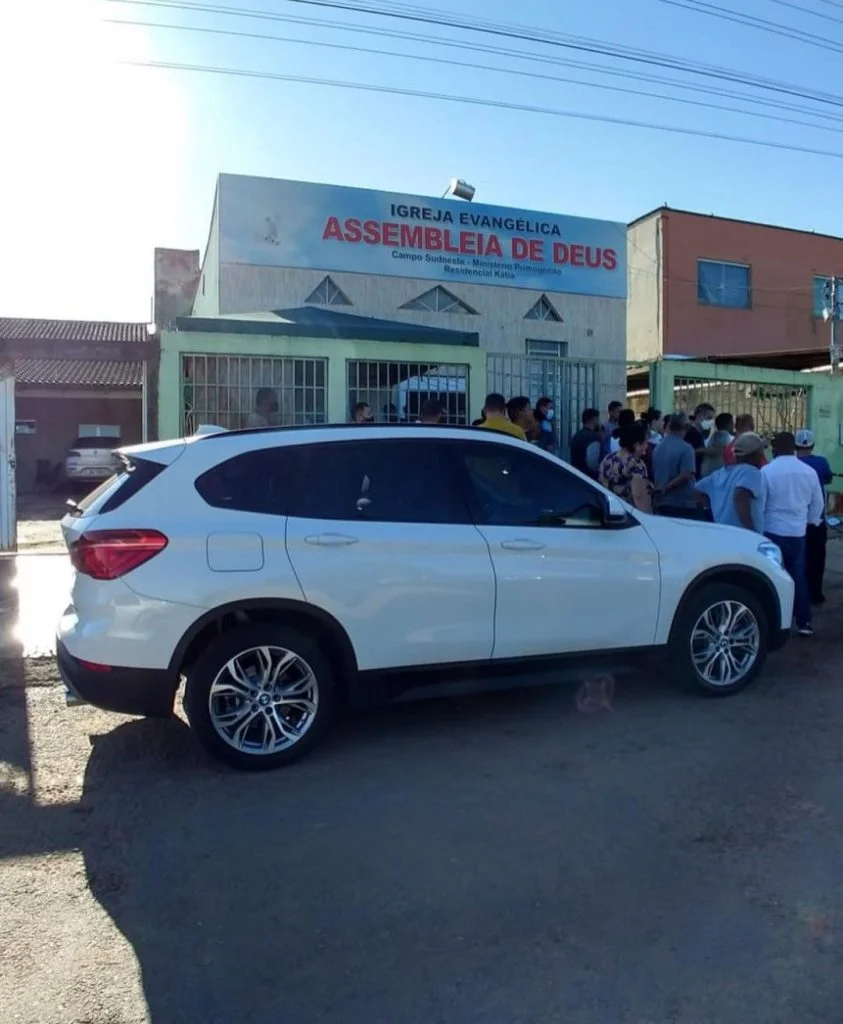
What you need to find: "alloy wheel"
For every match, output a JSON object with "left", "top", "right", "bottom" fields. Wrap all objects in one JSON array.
[
  {"left": 690, "top": 599, "right": 760, "bottom": 688},
  {"left": 208, "top": 645, "right": 319, "bottom": 755}
]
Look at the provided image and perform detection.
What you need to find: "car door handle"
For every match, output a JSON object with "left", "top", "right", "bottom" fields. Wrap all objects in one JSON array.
[
  {"left": 304, "top": 533, "right": 360, "bottom": 547},
  {"left": 500, "top": 538, "right": 546, "bottom": 551}
]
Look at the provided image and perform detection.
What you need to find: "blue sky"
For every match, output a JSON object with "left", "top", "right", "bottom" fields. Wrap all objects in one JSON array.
[{"left": 3, "top": 0, "right": 842, "bottom": 320}]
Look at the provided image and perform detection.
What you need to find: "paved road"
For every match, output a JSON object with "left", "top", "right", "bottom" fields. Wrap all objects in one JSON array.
[{"left": 3, "top": 553, "right": 843, "bottom": 1023}]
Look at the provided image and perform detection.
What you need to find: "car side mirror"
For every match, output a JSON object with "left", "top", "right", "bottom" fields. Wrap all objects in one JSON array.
[{"left": 603, "top": 493, "right": 630, "bottom": 525}]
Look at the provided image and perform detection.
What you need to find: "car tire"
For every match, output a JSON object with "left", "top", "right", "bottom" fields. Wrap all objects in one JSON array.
[
  {"left": 183, "top": 622, "right": 337, "bottom": 770},
  {"left": 668, "top": 582, "right": 769, "bottom": 697}
]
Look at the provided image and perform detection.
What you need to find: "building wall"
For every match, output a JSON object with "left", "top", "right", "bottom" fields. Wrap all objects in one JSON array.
[
  {"left": 660, "top": 209, "right": 843, "bottom": 358},
  {"left": 15, "top": 390, "right": 142, "bottom": 493},
  {"left": 192, "top": 187, "right": 220, "bottom": 317},
  {"left": 217, "top": 264, "right": 626, "bottom": 363},
  {"left": 626, "top": 214, "right": 662, "bottom": 363},
  {"left": 154, "top": 249, "right": 201, "bottom": 328}
]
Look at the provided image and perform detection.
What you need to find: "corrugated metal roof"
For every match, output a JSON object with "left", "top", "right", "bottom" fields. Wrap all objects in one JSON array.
[
  {"left": 15, "top": 358, "right": 143, "bottom": 388},
  {"left": 0, "top": 318, "right": 150, "bottom": 344}
]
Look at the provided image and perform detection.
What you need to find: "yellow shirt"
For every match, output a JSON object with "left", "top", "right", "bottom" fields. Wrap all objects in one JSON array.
[{"left": 479, "top": 416, "right": 528, "bottom": 442}]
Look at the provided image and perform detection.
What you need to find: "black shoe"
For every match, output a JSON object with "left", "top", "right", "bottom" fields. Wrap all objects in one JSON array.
[{"left": 797, "top": 625, "right": 815, "bottom": 637}]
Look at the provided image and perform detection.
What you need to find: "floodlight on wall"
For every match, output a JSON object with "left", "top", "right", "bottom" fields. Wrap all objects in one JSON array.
[{"left": 443, "top": 178, "right": 476, "bottom": 201}]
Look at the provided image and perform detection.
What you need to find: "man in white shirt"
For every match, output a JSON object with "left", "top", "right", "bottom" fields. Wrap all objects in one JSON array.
[{"left": 762, "top": 431, "right": 824, "bottom": 636}]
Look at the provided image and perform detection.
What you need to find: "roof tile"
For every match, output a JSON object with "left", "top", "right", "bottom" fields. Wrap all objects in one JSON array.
[
  {"left": 0, "top": 318, "right": 150, "bottom": 344},
  {"left": 15, "top": 358, "right": 143, "bottom": 387}
]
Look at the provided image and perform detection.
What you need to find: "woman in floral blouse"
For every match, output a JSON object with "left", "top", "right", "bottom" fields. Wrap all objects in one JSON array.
[{"left": 598, "top": 422, "right": 653, "bottom": 513}]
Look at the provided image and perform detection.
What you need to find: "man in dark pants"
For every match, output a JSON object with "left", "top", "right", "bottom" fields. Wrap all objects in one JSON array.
[
  {"left": 795, "top": 429, "right": 833, "bottom": 604},
  {"left": 763, "top": 432, "right": 825, "bottom": 637},
  {"left": 652, "top": 413, "right": 709, "bottom": 520}
]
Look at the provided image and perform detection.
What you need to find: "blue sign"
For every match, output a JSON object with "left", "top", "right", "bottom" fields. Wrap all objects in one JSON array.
[{"left": 218, "top": 174, "right": 627, "bottom": 299}]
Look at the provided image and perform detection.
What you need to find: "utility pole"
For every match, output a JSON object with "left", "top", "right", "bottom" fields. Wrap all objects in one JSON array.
[{"left": 823, "top": 276, "right": 842, "bottom": 376}]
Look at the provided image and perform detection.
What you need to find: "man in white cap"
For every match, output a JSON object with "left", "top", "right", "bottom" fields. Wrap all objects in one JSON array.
[
  {"left": 763, "top": 432, "right": 824, "bottom": 637},
  {"left": 695, "top": 431, "right": 769, "bottom": 532},
  {"left": 795, "top": 429, "right": 833, "bottom": 605}
]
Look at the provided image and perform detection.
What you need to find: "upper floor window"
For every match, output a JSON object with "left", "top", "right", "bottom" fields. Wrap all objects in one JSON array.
[
  {"left": 525, "top": 295, "right": 562, "bottom": 322},
  {"left": 526, "top": 339, "right": 568, "bottom": 358},
  {"left": 306, "top": 275, "right": 351, "bottom": 306},
  {"left": 697, "top": 259, "right": 751, "bottom": 309},
  {"left": 400, "top": 286, "right": 476, "bottom": 315}
]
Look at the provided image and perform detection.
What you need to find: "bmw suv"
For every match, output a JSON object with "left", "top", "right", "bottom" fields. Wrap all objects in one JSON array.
[{"left": 58, "top": 424, "right": 794, "bottom": 770}]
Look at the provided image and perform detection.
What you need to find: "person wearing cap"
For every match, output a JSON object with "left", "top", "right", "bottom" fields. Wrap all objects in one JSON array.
[
  {"left": 695, "top": 431, "right": 769, "bottom": 534},
  {"left": 795, "top": 428, "right": 833, "bottom": 605},
  {"left": 762, "top": 431, "right": 825, "bottom": 637}
]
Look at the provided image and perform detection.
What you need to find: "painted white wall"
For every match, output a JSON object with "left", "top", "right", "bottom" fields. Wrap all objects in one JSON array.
[
  {"left": 627, "top": 214, "right": 663, "bottom": 364},
  {"left": 215, "top": 264, "right": 625, "bottom": 363},
  {"left": 192, "top": 186, "right": 221, "bottom": 317}
]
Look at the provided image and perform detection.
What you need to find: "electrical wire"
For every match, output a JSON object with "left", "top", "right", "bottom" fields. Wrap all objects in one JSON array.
[
  {"left": 121, "top": 58, "right": 843, "bottom": 159},
  {"left": 106, "top": 17, "right": 843, "bottom": 134},
  {"left": 105, "top": 0, "right": 843, "bottom": 109},
  {"left": 656, "top": 0, "right": 843, "bottom": 52},
  {"left": 760, "top": 0, "right": 843, "bottom": 26},
  {"left": 104, "top": 7, "right": 843, "bottom": 123}
]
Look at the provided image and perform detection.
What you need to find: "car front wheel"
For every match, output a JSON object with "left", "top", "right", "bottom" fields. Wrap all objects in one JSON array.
[
  {"left": 669, "top": 583, "right": 768, "bottom": 696},
  {"left": 183, "top": 623, "right": 336, "bottom": 770}
]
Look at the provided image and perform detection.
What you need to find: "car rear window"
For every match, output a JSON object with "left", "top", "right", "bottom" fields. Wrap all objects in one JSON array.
[
  {"left": 73, "top": 456, "right": 165, "bottom": 516},
  {"left": 195, "top": 449, "right": 287, "bottom": 514}
]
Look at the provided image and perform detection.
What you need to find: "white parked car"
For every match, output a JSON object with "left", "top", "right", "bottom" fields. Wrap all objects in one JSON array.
[
  {"left": 65, "top": 434, "right": 122, "bottom": 483},
  {"left": 57, "top": 425, "right": 794, "bottom": 770}
]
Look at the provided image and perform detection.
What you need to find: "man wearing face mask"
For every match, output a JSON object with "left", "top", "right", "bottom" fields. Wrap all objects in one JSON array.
[
  {"left": 534, "top": 396, "right": 556, "bottom": 452},
  {"left": 684, "top": 402, "right": 716, "bottom": 479},
  {"left": 245, "top": 388, "right": 279, "bottom": 428}
]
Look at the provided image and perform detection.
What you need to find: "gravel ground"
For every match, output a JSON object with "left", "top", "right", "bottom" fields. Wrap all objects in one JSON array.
[{"left": 3, "top": 553, "right": 843, "bottom": 1024}]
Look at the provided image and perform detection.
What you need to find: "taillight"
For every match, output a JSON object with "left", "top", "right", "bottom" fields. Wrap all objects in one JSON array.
[{"left": 69, "top": 529, "right": 168, "bottom": 580}]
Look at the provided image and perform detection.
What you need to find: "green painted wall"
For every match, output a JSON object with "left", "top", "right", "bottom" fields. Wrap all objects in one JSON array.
[
  {"left": 649, "top": 359, "right": 843, "bottom": 492},
  {"left": 159, "top": 330, "right": 487, "bottom": 439}
]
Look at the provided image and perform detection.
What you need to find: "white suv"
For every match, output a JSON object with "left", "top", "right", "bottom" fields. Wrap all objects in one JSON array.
[{"left": 58, "top": 424, "right": 794, "bottom": 770}]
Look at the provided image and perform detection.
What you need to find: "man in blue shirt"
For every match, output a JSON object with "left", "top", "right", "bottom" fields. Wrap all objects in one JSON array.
[
  {"left": 695, "top": 432, "right": 768, "bottom": 533},
  {"left": 796, "top": 429, "right": 833, "bottom": 605}
]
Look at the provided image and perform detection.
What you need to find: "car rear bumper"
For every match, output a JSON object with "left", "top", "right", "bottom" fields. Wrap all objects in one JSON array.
[{"left": 56, "top": 639, "right": 177, "bottom": 717}]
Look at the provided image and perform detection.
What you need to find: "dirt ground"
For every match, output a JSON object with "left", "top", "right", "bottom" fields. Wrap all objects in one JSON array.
[
  {"left": 4, "top": 546, "right": 843, "bottom": 1023},
  {"left": 16, "top": 494, "right": 72, "bottom": 552}
]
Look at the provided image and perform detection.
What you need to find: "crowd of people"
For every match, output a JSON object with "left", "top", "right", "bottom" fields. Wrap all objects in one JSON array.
[
  {"left": 572, "top": 400, "right": 830, "bottom": 638},
  {"left": 471, "top": 391, "right": 833, "bottom": 637}
]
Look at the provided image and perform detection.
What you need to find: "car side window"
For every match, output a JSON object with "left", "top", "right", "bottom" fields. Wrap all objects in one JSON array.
[
  {"left": 195, "top": 448, "right": 288, "bottom": 514},
  {"left": 458, "top": 442, "right": 605, "bottom": 528},
  {"left": 286, "top": 439, "right": 466, "bottom": 524}
]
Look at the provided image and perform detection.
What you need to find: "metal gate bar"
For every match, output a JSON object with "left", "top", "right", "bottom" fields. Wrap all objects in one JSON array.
[
  {"left": 671, "top": 376, "right": 808, "bottom": 436},
  {"left": 181, "top": 354, "right": 328, "bottom": 433},
  {"left": 486, "top": 353, "right": 610, "bottom": 455},
  {"left": 346, "top": 360, "right": 469, "bottom": 424}
]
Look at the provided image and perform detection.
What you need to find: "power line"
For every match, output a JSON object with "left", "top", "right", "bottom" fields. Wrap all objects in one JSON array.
[
  {"left": 121, "top": 58, "right": 843, "bottom": 159},
  {"left": 105, "top": 0, "right": 843, "bottom": 109},
  {"left": 107, "top": 17, "right": 843, "bottom": 134},
  {"left": 105, "top": 6, "right": 843, "bottom": 123},
  {"left": 761, "top": 0, "right": 843, "bottom": 25},
  {"left": 656, "top": 0, "right": 843, "bottom": 52}
]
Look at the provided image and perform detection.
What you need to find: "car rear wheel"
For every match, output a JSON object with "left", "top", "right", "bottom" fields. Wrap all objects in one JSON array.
[
  {"left": 669, "top": 583, "right": 768, "bottom": 696},
  {"left": 183, "top": 623, "right": 336, "bottom": 770}
]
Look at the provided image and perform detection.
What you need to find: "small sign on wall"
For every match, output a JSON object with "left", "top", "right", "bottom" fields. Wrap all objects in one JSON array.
[{"left": 15, "top": 420, "right": 36, "bottom": 435}]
